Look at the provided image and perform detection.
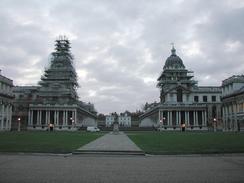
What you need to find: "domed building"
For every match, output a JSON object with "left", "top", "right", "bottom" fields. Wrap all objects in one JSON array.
[
  {"left": 140, "top": 46, "right": 222, "bottom": 131},
  {"left": 12, "top": 36, "right": 97, "bottom": 131}
]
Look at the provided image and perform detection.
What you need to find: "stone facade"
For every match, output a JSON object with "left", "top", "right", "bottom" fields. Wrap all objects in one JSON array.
[
  {"left": 140, "top": 47, "right": 222, "bottom": 131},
  {"left": 118, "top": 112, "right": 131, "bottom": 127},
  {"left": 0, "top": 72, "right": 14, "bottom": 131},
  {"left": 222, "top": 75, "right": 244, "bottom": 132},
  {"left": 12, "top": 36, "right": 97, "bottom": 131},
  {"left": 106, "top": 112, "right": 131, "bottom": 127}
]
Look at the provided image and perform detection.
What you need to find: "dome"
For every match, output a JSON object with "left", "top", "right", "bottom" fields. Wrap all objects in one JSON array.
[{"left": 163, "top": 47, "right": 185, "bottom": 69}]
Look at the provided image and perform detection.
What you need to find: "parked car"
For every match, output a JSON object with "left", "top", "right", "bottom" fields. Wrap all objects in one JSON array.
[{"left": 86, "top": 126, "right": 100, "bottom": 132}]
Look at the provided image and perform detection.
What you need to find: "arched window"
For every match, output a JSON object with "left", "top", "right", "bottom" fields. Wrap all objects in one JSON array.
[{"left": 177, "top": 88, "right": 183, "bottom": 102}]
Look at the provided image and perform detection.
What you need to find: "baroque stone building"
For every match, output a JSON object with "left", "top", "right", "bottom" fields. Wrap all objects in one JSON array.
[
  {"left": 12, "top": 36, "right": 97, "bottom": 131},
  {"left": 0, "top": 71, "right": 14, "bottom": 131},
  {"left": 105, "top": 112, "right": 131, "bottom": 127},
  {"left": 140, "top": 47, "right": 222, "bottom": 130},
  {"left": 222, "top": 75, "right": 244, "bottom": 131}
]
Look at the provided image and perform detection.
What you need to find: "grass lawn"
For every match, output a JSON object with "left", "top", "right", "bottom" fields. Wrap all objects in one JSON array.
[
  {"left": 0, "top": 131, "right": 105, "bottom": 153},
  {"left": 127, "top": 131, "right": 244, "bottom": 155}
]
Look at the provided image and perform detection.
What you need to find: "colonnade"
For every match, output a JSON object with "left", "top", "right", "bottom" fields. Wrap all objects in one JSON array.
[
  {"left": 159, "top": 110, "right": 207, "bottom": 127},
  {"left": 28, "top": 109, "right": 77, "bottom": 127},
  {"left": 0, "top": 103, "right": 12, "bottom": 131},
  {"left": 222, "top": 102, "right": 244, "bottom": 131}
]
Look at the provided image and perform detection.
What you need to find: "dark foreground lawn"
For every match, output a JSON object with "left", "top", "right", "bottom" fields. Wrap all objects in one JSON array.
[
  {"left": 0, "top": 131, "right": 104, "bottom": 153},
  {"left": 127, "top": 131, "right": 244, "bottom": 155}
]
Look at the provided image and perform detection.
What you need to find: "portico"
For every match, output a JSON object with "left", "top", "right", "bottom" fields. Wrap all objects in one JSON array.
[{"left": 158, "top": 109, "right": 207, "bottom": 129}]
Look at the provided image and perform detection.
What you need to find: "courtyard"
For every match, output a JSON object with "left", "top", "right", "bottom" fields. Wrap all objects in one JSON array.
[{"left": 0, "top": 131, "right": 244, "bottom": 155}]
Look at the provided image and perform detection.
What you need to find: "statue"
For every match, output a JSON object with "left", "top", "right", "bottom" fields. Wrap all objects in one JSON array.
[{"left": 113, "top": 112, "right": 119, "bottom": 134}]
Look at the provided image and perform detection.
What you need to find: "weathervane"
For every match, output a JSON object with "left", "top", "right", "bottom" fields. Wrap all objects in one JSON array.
[{"left": 170, "top": 42, "right": 176, "bottom": 55}]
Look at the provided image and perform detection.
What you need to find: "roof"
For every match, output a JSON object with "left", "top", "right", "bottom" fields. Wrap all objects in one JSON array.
[
  {"left": 222, "top": 75, "right": 244, "bottom": 86},
  {"left": 163, "top": 47, "right": 185, "bottom": 70},
  {"left": 222, "top": 85, "right": 244, "bottom": 99}
]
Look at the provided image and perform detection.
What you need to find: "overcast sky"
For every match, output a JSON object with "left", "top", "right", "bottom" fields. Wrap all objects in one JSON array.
[{"left": 0, "top": 0, "right": 244, "bottom": 114}]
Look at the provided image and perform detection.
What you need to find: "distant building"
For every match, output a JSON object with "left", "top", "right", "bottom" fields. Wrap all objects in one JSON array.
[
  {"left": 140, "top": 46, "right": 222, "bottom": 130},
  {"left": 12, "top": 36, "right": 97, "bottom": 131},
  {"left": 0, "top": 71, "right": 14, "bottom": 131},
  {"left": 119, "top": 112, "right": 131, "bottom": 127},
  {"left": 12, "top": 86, "right": 39, "bottom": 130},
  {"left": 222, "top": 75, "right": 244, "bottom": 131},
  {"left": 105, "top": 113, "right": 115, "bottom": 127},
  {"left": 105, "top": 112, "right": 131, "bottom": 127}
]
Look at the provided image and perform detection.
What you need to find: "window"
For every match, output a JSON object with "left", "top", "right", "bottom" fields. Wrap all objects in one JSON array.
[
  {"left": 177, "top": 89, "right": 183, "bottom": 102},
  {"left": 212, "top": 96, "right": 216, "bottom": 102},
  {"left": 203, "top": 96, "right": 208, "bottom": 102},
  {"left": 194, "top": 96, "right": 199, "bottom": 102}
]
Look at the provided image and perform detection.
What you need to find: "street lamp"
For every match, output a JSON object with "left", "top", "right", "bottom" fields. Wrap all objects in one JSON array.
[
  {"left": 70, "top": 117, "right": 75, "bottom": 129},
  {"left": 213, "top": 118, "right": 217, "bottom": 132},
  {"left": 17, "top": 117, "right": 21, "bottom": 132},
  {"left": 163, "top": 117, "right": 166, "bottom": 129}
]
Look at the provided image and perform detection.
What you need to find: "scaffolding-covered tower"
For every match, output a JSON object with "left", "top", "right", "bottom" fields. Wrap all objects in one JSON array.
[
  {"left": 25, "top": 36, "right": 97, "bottom": 131},
  {"left": 39, "top": 36, "right": 78, "bottom": 103}
]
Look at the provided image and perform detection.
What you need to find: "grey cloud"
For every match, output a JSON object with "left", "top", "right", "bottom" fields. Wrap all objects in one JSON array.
[{"left": 0, "top": 0, "right": 244, "bottom": 113}]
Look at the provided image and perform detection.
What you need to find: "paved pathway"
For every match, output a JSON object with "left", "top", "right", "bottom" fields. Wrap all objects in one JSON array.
[
  {"left": 75, "top": 132, "right": 143, "bottom": 154},
  {"left": 1, "top": 154, "right": 244, "bottom": 182}
]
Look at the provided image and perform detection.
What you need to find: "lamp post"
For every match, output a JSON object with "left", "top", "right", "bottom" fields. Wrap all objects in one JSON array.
[
  {"left": 70, "top": 117, "right": 75, "bottom": 129},
  {"left": 17, "top": 117, "right": 21, "bottom": 132},
  {"left": 159, "top": 119, "right": 163, "bottom": 131},
  {"left": 213, "top": 118, "right": 217, "bottom": 132},
  {"left": 163, "top": 117, "right": 166, "bottom": 129}
]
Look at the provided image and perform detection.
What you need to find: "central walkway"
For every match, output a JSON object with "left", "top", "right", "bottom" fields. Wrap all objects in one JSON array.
[{"left": 75, "top": 132, "right": 144, "bottom": 155}]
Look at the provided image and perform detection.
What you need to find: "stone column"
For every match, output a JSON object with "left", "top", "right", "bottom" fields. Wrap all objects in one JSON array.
[
  {"left": 64, "top": 111, "right": 67, "bottom": 126},
  {"left": 45, "top": 111, "right": 48, "bottom": 125},
  {"left": 169, "top": 111, "right": 172, "bottom": 126},
  {"left": 0, "top": 104, "right": 4, "bottom": 130},
  {"left": 230, "top": 104, "right": 233, "bottom": 131},
  {"left": 47, "top": 110, "right": 50, "bottom": 125},
  {"left": 54, "top": 111, "right": 57, "bottom": 125},
  {"left": 178, "top": 111, "right": 181, "bottom": 125},
  {"left": 222, "top": 106, "right": 225, "bottom": 131},
  {"left": 204, "top": 110, "right": 207, "bottom": 126},
  {"left": 66, "top": 111, "right": 68, "bottom": 125},
  {"left": 167, "top": 111, "right": 170, "bottom": 126},
  {"left": 8, "top": 105, "right": 12, "bottom": 130},
  {"left": 234, "top": 103, "right": 238, "bottom": 132},
  {"left": 5, "top": 105, "right": 8, "bottom": 129},
  {"left": 37, "top": 110, "right": 39, "bottom": 125},
  {"left": 185, "top": 111, "right": 187, "bottom": 125},
  {"left": 176, "top": 111, "right": 178, "bottom": 125},
  {"left": 57, "top": 111, "right": 59, "bottom": 126},
  {"left": 28, "top": 110, "right": 31, "bottom": 126},
  {"left": 201, "top": 111, "right": 204, "bottom": 126},
  {"left": 63, "top": 111, "right": 65, "bottom": 126},
  {"left": 74, "top": 109, "right": 77, "bottom": 125},
  {"left": 158, "top": 110, "right": 161, "bottom": 126},
  {"left": 184, "top": 111, "right": 187, "bottom": 125},
  {"left": 6, "top": 105, "right": 9, "bottom": 129},
  {"left": 40, "top": 110, "right": 42, "bottom": 125},
  {"left": 2, "top": 105, "right": 5, "bottom": 130},
  {"left": 30, "top": 110, "right": 33, "bottom": 125},
  {"left": 193, "top": 111, "right": 196, "bottom": 126},
  {"left": 196, "top": 111, "right": 198, "bottom": 126},
  {"left": 202, "top": 111, "right": 205, "bottom": 126}
]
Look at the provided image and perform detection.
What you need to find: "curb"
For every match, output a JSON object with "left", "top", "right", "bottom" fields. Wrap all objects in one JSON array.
[{"left": 73, "top": 150, "right": 145, "bottom": 156}]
